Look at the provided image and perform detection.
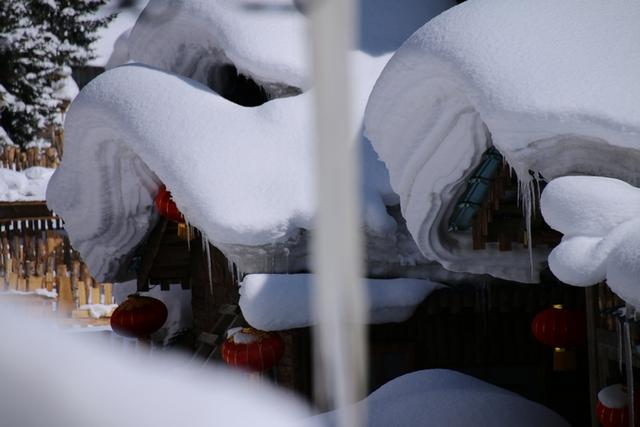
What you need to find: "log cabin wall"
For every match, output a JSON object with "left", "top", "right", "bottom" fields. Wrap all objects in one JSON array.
[{"left": 274, "top": 278, "right": 589, "bottom": 425}]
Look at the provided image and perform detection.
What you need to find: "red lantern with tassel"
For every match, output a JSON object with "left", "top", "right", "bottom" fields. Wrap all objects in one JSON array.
[
  {"left": 222, "top": 327, "right": 284, "bottom": 372},
  {"left": 155, "top": 185, "right": 184, "bottom": 223},
  {"left": 531, "top": 304, "right": 586, "bottom": 371},
  {"left": 110, "top": 294, "right": 168, "bottom": 339},
  {"left": 596, "top": 384, "right": 640, "bottom": 427}
]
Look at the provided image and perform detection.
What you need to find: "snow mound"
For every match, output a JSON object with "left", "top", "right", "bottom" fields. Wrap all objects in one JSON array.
[
  {"left": 314, "top": 369, "right": 569, "bottom": 427},
  {"left": 0, "top": 305, "right": 316, "bottom": 427},
  {"left": 541, "top": 176, "right": 640, "bottom": 306},
  {"left": 239, "top": 274, "right": 442, "bottom": 331},
  {"left": 364, "top": 0, "right": 640, "bottom": 283},
  {"left": 0, "top": 167, "right": 55, "bottom": 202}
]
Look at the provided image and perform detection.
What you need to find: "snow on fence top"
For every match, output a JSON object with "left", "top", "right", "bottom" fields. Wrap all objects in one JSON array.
[
  {"left": 47, "top": 0, "right": 458, "bottom": 282},
  {"left": 364, "top": 0, "right": 640, "bottom": 283}
]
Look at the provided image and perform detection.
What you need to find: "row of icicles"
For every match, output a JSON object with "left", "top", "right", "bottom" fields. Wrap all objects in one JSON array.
[{"left": 107, "top": 184, "right": 284, "bottom": 373}]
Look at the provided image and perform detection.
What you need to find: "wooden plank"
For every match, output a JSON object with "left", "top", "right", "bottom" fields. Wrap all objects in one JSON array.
[
  {"left": 103, "top": 283, "right": 112, "bottom": 305},
  {"left": 137, "top": 217, "right": 168, "bottom": 292},
  {"left": 0, "top": 201, "right": 56, "bottom": 221}
]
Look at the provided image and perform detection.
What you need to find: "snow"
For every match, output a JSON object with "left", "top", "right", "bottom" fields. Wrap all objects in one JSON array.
[
  {"left": 79, "top": 303, "right": 118, "bottom": 319},
  {"left": 0, "top": 305, "right": 316, "bottom": 427},
  {"left": 89, "top": 0, "right": 149, "bottom": 67},
  {"left": 598, "top": 384, "right": 628, "bottom": 409},
  {"left": 226, "top": 327, "right": 260, "bottom": 344},
  {"left": 540, "top": 176, "right": 640, "bottom": 307},
  {"left": 239, "top": 274, "right": 442, "bottom": 331},
  {"left": 364, "top": 0, "right": 640, "bottom": 283},
  {"left": 313, "top": 369, "right": 569, "bottom": 427},
  {"left": 0, "top": 167, "right": 54, "bottom": 202},
  {"left": 52, "top": 75, "right": 79, "bottom": 102},
  {"left": 48, "top": 0, "right": 464, "bottom": 283}
]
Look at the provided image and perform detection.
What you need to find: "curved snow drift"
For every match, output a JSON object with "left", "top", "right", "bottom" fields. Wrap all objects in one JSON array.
[
  {"left": 541, "top": 176, "right": 640, "bottom": 307},
  {"left": 364, "top": 0, "right": 640, "bottom": 283}
]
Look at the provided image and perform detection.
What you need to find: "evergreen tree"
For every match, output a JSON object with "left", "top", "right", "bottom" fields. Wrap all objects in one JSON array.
[
  {"left": 0, "top": 1, "right": 60, "bottom": 147},
  {"left": 0, "top": 0, "right": 111, "bottom": 148}
]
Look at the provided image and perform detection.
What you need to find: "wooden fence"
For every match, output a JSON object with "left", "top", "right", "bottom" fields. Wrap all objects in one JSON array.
[
  {"left": 0, "top": 139, "right": 62, "bottom": 170},
  {"left": 0, "top": 203, "right": 113, "bottom": 325}
]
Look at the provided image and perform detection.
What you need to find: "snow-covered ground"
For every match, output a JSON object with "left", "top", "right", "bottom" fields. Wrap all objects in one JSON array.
[
  {"left": 239, "top": 274, "right": 442, "bottom": 331},
  {"left": 0, "top": 167, "right": 54, "bottom": 202},
  {"left": 364, "top": 0, "right": 640, "bottom": 283},
  {"left": 313, "top": 369, "right": 569, "bottom": 427}
]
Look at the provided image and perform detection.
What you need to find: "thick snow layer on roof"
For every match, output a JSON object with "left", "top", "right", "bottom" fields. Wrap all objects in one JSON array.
[
  {"left": 239, "top": 274, "right": 442, "bottom": 330},
  {"left": 128, "top": 0, "right": 309, "bottom": 90},
  {"left": 0, "top": 167, "right": 54, "bottom": 202},
  {"left": 89, "top": 0, "right": 149, "bottom": 67},
  {"left": 117, "top": 0, "right": 457, "bottom": 87},
  {"left": 48, "top": 0, "right": 459, "bottom": 282},
  {"left": 364, "top": 0, "right": 640, "bottom": 283},
  {"left": 541, "top": 176, "right": 640, "bottom": 307},
  {"left": 314, "top": 369, "right": 569, "bottom": 427}
]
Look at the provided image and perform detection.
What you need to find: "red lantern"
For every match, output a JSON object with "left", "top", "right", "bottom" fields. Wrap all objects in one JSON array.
[
  {"left": 155, "top": 185, "right": 184, "bottom": 223},
  {"left": 531, "top": 304, "right": 586, "bottom": 370},
  {"left": 596, "top": 384, "right": 640, "bottom": 427},
  {"left": 110, "top": 294, "right": 168, "bottom": 339},
  {"left": 222, "top": 327, "right": 284, "bottom": 372}
]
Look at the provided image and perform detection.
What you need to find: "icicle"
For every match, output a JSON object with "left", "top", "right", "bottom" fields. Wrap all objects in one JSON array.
[
  {"left": 624, "top": 305, "right": 635, "bottom": 427},
  {"left": 204, "top": 236, "right": 213, "bottom": 295},
  {"left": 185, "top": 220, "right": 191, "bottom": 252},
  {"left": 519, "top": 178, "right": 535, "bottom": 280},
  {"left": 617, "top": 314, "right": 624, "bottom": 375}
]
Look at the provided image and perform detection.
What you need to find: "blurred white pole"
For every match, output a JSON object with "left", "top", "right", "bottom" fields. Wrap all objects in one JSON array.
[{"left": 308, "top": 0, "right": 367, "bottom": 426}]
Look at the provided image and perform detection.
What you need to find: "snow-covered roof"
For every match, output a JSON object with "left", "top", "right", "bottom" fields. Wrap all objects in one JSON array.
[
  {"left": 364, "top": 0, "right": 640, "bottom": 283},
  {"left": 89, "top": 0, "right": 149, "bottom": 67},
  {"left": 239, "top": 274, "right": 442, "bottom": 331},
  {"left": 47, "top": 0, "right": 458, "bottom": 283},
  {"left": 0, "top": 167, "right": 55, "bottom": 202}
]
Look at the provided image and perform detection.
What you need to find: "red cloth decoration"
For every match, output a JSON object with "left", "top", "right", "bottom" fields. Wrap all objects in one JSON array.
[
  {"left": 222, "top": 328, "right": 285, "bottom": 372},
  {"left": 110, "top": 294, "right": 168, "bottom": 339},
  {"left": 155, "top": 185, "right": 184, "bottom": 223}
]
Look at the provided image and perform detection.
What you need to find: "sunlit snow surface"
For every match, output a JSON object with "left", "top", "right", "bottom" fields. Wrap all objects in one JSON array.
[
  {"left": 47, "top": 0, "right": 458, "bottom": 282},
  {"left": 541, "top": 176, "right": 640, "bottom": 307},
  {"left": 364, "top": 0, "right": 640, "bottom": 283},
  {"left": 0, "top": 167, "right": 55, "bottom": 202}
]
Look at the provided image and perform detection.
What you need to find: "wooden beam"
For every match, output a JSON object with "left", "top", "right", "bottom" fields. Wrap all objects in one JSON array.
[
  {"left": 0, "top": 201, "right": 56, "bottom": 221},
  {"left": 137, "top": 217, "right": 168, "bottom": 292}
]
